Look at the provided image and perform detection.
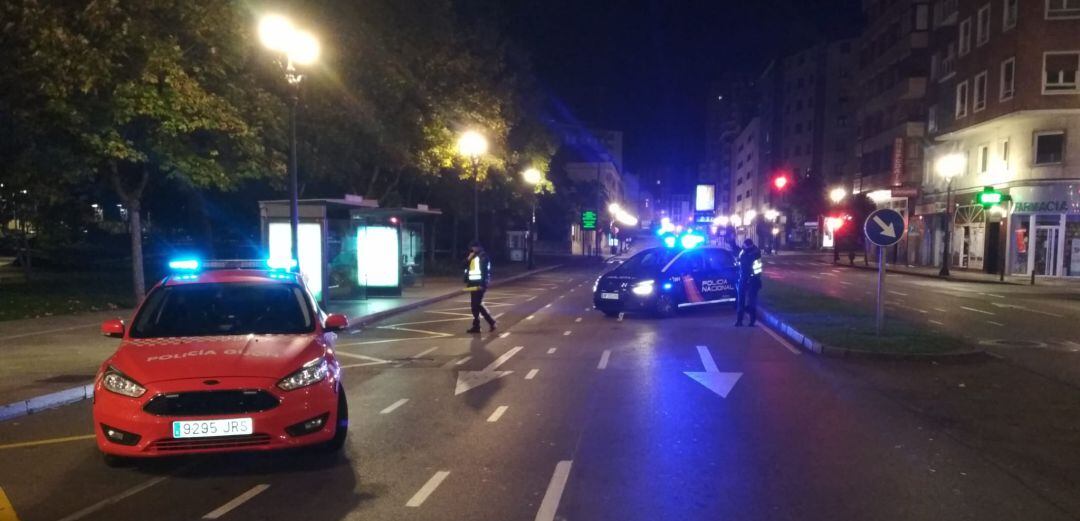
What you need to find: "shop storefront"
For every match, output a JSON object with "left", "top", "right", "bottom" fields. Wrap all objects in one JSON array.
[{"left": 1006, "top": 184, "right": 1080, "bottom": 277}]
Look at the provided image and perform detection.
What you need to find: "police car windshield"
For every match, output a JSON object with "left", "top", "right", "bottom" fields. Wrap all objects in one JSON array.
[
  {"left": 618, "top": 248, "right": 678, "bottom": 272},
  {"left": 130, "top": 283, "right": 316, "bottom": 338}
]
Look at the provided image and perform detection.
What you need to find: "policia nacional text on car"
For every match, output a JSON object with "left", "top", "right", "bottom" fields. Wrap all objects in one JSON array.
[{"left": 464, "top": 241, "right": 497, "bottom": 334}]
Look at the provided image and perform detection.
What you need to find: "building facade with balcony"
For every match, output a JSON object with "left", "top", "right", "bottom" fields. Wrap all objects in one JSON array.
[{"left": 922, "top": 0, "right": 1080, "bottom": 277}]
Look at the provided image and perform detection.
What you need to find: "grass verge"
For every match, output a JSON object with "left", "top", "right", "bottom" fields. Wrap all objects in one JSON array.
[
  {"left": 0, "top": 270, "right": 133, "bottom": 321},
  {"left": 760, "top": 278, "right": 970, "bottom": 355}
]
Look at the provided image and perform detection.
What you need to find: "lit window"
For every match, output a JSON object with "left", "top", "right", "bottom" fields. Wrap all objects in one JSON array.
[
  {"left": 1047, "top": 0, "right": 1080, "bottom": 19},
  {"left": 1001, "top": 139, "right": 1010, "bottom": 165},
  {"left": 974, "top": 71, "right": 988, "bottom": 112},
  {"left": 956, "top": 80, "right": 969, "bottom": 118},
  {"left": 1000, "top": 58, "right": 1015, "bottom": 100},
  {"left": 978, "top": 145, "right": 990, "bottom": 173},
  {"left": 977, "top": 5, "right": 991, "bottom": 46},
  {"left": 1044, "top": 52, "right": 1080, "bottom": 93},
  {"left": 1034, "top": 131, "right": 1065, "bottom": 165},
  {"left": 959, "top": 18, "right": 972, "bottom": 55}
]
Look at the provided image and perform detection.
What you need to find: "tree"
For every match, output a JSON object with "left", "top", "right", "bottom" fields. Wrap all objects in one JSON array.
[{"left": 1, "top": 1, "right": 285, "bottom": 300}]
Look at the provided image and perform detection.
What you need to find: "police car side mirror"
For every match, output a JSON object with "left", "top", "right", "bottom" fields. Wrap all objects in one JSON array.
[
  {"left": 324, "top": 314, "right": 349, "bottom": 332},
  {"left": 101, "top": 319, "right": 125, "bottom": 338}
]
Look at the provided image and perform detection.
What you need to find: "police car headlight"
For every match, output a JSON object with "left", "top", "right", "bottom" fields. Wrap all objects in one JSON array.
[
  {"left": 631, "top": 280, "right": 655, "bottom": 296},
  {"left": 101, "top": 366, "right": 146, "bottom": 398},
  {"left": 278, "top": 356, "right": 330, "bottom": 391}
]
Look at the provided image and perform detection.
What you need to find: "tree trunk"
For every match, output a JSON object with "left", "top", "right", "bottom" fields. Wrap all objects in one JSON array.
[{"left": 128, "top": 199, "right": 146, "bottom": 302}]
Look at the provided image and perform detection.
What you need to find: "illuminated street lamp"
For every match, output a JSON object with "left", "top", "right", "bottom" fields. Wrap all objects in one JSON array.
[
  {"left": 935, "top": 153, "right": 965, "bottom": 276},
  {"left": 522, "top": 167, "right": 543, "bottom": 269},
  {"left": 457, "top": 130, "right": 489, "bottom": 241},
  {"left": 259, "top": 13, "right": 320, "bottom": 264},
  {"left": 764, "top": 209, "right": 779, "bottom": 222},
  {"left": 829, "top": 187, "right": 847, "bottom": 205}
]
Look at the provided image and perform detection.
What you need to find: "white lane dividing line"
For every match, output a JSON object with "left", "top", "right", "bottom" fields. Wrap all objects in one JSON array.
[
  {"left": 597, "top": 350, "right": 611, "bottom": 370},
  {"left": 527, "top": 315, "right": 535, "bottom": 320},
  {"left": 525, "top": 369, "right": 539, "bottom": 380},
  {"left": 987, "top": 321, "right": 1005, "bottom": 327},
  {"left": 0, "top": 322, "right": 99, "bottom": 342},
  {"left": 535, "top": 460, "right": 573, "bottom": 521},
  {"left": 380, "top": 399, "right": 409, "bottom": 415},
  {"left": 411, "top": 346, "right": 440, "bottom": 359},
  {"left": 499, "top": 332, "right": 511, "bottom": 339},
  {"left": 933, "top": 307, "right": 948, "bottom": 313},
  {"left": 839, "top": 281, "right": 853, "bottom": 286},
  {"left": 929, "top": 320, "right": 945, "bottom": 326},
  {"left": 888, "top": 290, "right": 909, "bottom": 297},
  {"left": 982, "top": 293, "right": 1006, "bottom": 298},
  {"left": 563, "top": 330, "right": 572, "bottom": 336},
  {"left": 547, "top": 348, "right": 557, "bottom": 354},
  {"left": 406, "top": 471, "right": 450, "bottom": 508},
  {"left": 487, "top": 406, "right": 509, "bottom": 423},
  {"left": 545, "top": 304, "right": 552, "bottom": 308},
  {"left": 914, "top": 308, "right": 929, "bottom": 314},
  {"left": 202, "top": 484, "right": 270, "bottom": 519},
  {"left": 57, "top": 476, "right": 170, "bottom": 521},
  {"left": 575, "top": 317, "right": 582, "bottom": 323},
  {"left": 758, "top": 324, "right": 802, "bottom": 355},
  {"left": 961, "top": 306, "right": 995, "bottom": 316},
  {"left": 454, "top": 356, "right": 473, "bottom": 366}
]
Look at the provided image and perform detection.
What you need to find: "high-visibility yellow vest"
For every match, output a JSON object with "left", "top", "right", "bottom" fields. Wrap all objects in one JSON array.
[{"left": 468, "top": 256, "right": 483, "bottom": 282}]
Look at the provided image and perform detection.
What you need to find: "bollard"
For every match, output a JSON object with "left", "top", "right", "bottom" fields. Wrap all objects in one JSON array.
[{"left": 1031, "top": 270, "right": 1036, "bottom": 286}]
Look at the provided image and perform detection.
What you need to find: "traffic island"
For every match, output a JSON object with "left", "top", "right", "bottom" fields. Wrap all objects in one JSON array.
[{"left": 758, "top": 281, "right": 987, "bottom": 359}]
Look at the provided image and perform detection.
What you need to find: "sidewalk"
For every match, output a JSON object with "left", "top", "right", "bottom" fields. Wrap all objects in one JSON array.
[
  {"left": 0, "top": 263, "right": 564, "bottom": 421},
  {"left": 806, "top": 255, "right": 1080, "bottom": 286}
]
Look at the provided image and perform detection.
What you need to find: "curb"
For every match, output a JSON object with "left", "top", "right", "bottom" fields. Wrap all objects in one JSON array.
[
  {"left": 0, "top": 384, "right": 95, "bottom": 422},
  {"left": 0, "top": 264, "right": 564, "bottom": 423},
  {"left": 757, "top": 307, "right": 988, "bottom": 361},
  {"left": 817, "top": 259, "right": 1020, "bottom": 286}
]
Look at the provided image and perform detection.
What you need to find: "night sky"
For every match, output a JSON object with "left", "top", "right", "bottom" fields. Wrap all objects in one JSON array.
[{"left": 503, "top": 0, "right": 862, "bottom": 184}]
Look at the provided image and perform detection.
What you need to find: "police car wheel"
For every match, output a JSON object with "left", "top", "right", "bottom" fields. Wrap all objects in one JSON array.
[
  {"left": 319, "top": 386, "right": 349, "bottom": 453},
  {"left": 655, "top": 295, "right": 676, "bottom": 318}
]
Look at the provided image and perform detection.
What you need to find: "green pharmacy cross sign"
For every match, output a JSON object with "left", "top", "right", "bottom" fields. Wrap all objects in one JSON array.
[
  {"left": 581, "top": 210, "right": 599, "bottom": 230},
  {"left": 976, "top": 186, "right": 1009, "bottom": 208}
]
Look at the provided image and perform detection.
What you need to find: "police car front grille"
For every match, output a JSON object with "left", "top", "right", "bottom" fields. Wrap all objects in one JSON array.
[
  {"left": 598, "top": 280, "right": 626, "bottom": 292},
  {"left": 150, "top": 433, "right": 272, "bottom": 452},
  {"left": 143, "top": 390, "right": 279, "bottom": 417}
]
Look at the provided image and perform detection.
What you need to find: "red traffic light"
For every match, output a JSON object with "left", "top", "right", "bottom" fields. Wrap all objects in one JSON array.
[
  {"left": 773, "top": 175, "right": 790, "bottom": 190},
  {"left": 825, "top": 216, "right": 845, "bottom": 231}
]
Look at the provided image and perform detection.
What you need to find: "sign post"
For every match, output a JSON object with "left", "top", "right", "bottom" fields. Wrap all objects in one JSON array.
[{"left": 864, "top": 208, "right": 906, "bottom": 335}]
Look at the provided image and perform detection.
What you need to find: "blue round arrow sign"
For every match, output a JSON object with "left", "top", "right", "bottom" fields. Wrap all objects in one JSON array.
[{"left": 863, "top": 208, "right": 906, "bottom": 247}]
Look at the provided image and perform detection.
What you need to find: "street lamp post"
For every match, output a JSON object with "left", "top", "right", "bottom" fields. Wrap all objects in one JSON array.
[
  {"left": 457, "top": 131, "right": 488, "bottom": 242},
  {"left": 522, "top": 168, "right": 543, "bottom": 270},
  {"left": 935, "top": 154, "right": 964, "bottom": 277},
  {"left": 259, "top": 14, "right": 320, "bottom": 263}
]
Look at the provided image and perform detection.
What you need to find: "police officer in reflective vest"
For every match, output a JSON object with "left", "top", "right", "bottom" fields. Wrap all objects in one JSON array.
[
  {"left": 735, "top": 238, "right": 763, "bottom": 327},
  {"left": 464, "top": 240, "right": 497, "bottom": 334}
]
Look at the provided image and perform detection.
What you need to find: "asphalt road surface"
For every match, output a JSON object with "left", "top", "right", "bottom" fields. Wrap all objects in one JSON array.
[{"left": 1, "top": 264, "right": 1079, "bottom": 520}]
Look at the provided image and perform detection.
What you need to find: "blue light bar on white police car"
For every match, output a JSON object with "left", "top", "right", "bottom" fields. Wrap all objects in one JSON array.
[{"left": 167, "top": 259, "right": 200, "bottom": 271}]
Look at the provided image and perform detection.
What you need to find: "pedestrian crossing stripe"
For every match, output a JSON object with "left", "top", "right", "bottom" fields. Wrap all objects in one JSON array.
[{"left": 0, "top": 486, "right": 19, "bottom": 521}]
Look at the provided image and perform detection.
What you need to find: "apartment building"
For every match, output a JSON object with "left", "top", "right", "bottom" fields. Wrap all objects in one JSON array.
[
  {"left": 855, "top": 0, "right": 933, "bottom": 261},
  {"left": 703, "top": 76, "right": 757, "bottom": 216},
  {"left": 921, "top": 0, "right": 1080, "bottom": 277}
]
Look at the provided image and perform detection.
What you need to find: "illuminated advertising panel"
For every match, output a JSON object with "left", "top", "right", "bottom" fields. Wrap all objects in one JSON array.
[
  {"left": 268, "top": 222, "right": 324, "bottom": 300},
  {"left": 356, "top": 226, "right": 400, "bottom": 288},
  {"left": 695, "top": 184, "right": 716, "bottom": 212}
]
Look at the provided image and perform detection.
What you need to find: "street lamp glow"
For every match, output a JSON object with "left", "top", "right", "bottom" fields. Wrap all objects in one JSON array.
[
  {"left": 744, "top": 209, "right": 757, "bottom": 223},
  {"left": 258, "top": 15, "right": 320, "bottom": 65},
  {"left": 258, "top": 14, "right": 294, "bottom": 52},
  {"left": 713, "top": 215, "right": 730, "bottom": 227},
  {"left": 829, "top": 187, "right": 847, "bottom": 204},
  {"left": 936, "top": 153, "right": 965, "bottom": 180},
  {"left": 730, "top": 214, "right": 743, "bottom": 227},
  {"left": 608, "top": 203, "right": 621, "bottom": 214},
  {"left": 764, "top": 209, "right": 779, "bottom": 222},
  {"left": 457, "top": 130, "right": 488, "bottom": 159},
  {"left": 522, "top": 168, "right": 542, "bottom": 185}
]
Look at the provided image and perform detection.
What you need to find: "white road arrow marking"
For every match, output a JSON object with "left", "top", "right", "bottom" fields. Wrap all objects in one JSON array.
[
  {"left": 683, "top": 345, "right": 742, "bottom": 398},
  {"left": 455, "top": 346, "right": 524, "bottom": 395},
  {"left": 873, "top": 215, "right": 897, "bottom": 238}
]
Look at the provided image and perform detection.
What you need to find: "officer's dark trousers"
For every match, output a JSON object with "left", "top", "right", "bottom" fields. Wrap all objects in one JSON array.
[
  {"left": 736, "top": 281, "right": 760, "bottom": 325},
  {"left": 471, "top": 288, "right": 495, "bottom": 327}
]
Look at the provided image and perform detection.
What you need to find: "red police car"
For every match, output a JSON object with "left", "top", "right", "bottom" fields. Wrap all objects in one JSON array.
[{"left": 93, "top": 259, "right": 349, "bottom": 466}]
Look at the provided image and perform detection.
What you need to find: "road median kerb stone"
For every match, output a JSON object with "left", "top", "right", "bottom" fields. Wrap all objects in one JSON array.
[
  {"left": 758, "top": 306, "right": 988, "bottom": 361},
  {"left": 0, "top": 264, "right": 564, "bottom": 423}
]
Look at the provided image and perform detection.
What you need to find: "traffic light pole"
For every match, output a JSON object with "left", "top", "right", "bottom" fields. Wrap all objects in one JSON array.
[{"left": 876, "top": 245, "right": 885, "bottom": 335}]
